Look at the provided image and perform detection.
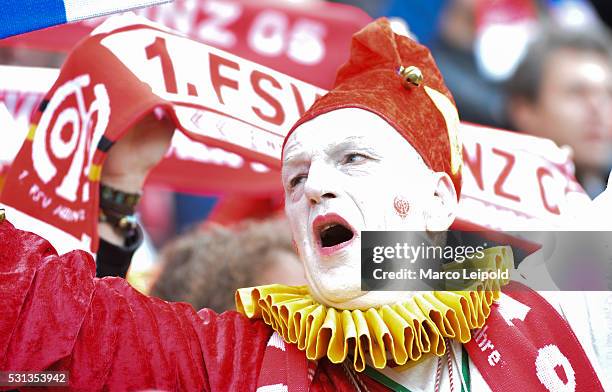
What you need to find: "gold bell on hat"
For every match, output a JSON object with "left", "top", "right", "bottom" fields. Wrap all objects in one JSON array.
[
  {"left": 0, "top": 208, "right": 5, "bottom": 223},
  {"left": 398, "top": 65, "right": 423, "bottom": 87}
]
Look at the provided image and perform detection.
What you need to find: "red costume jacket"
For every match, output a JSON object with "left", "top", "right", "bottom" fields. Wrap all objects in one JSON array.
[{"left": 0, "top": 221, "right": 390, "bottom": 391}]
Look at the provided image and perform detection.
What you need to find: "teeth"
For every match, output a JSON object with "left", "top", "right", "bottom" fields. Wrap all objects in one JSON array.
[{"left": 321, "top": 223, "right": 337, "bottom": 233}]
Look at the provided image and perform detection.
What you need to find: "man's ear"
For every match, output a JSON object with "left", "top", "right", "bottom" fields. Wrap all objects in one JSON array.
[{"left": 425, "top": 172, "right": 458, "bottom": 231}]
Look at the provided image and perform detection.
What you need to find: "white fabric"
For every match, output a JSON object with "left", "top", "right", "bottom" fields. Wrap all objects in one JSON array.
[
  {"left": 588, "top": 293, "right": 612, "bottom": 388},
  {"left": 267, "top": 332, "right": 286, "bottom": 351},
  {"left": 256, "top": 384, "right": 288, "bottom": 392},
  {"left": 0, "top": 65, "right": 57, "bottom": 93},
  {"left": 63, "top": 0, "right": 171, "bottom": 22}
]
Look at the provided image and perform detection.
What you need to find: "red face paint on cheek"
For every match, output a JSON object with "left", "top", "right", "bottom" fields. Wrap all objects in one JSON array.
[{"left": 393, "top": 196, "right": 410, "bottom": 218}]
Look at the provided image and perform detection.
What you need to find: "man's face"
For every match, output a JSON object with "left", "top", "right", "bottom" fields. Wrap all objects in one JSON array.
[
  {"left": 281, "top": 108, "right": 451, "bottom": 309},
  {"left": 519, "top": 49, "right": 612, "bottom": 171}
]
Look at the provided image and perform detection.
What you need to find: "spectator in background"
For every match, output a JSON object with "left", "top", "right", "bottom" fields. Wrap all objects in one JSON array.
[
  {"left": 430, "top": 0, "right": 508, "bottom": 128},
  {"left": 506, "top": 26, "right": 612, "bottom": 197},
  {"left": 589, "top": 0, "right": 612, "bottom": 31},
  {"left": 328, "top": 0, "right": 388, "bottom": 18},
  {"left": 0, "top": 47, "right": 65, "bottom": 67},
  {"left": 150, "top": 217, "right": 305, "bottom": 313},
  {"left": 382, "top": 0, "right": 446, "bottom": 45}
]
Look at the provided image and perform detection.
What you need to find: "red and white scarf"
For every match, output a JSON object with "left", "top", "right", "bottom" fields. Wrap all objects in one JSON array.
[
  {"left": 256, "top": 284, "right": 604, "bottom": 391},
  {"left": 257, "top": 332, "right": 316, "bottom": 392},
  {"left": 465, "top": 282, "right": 604, "bottom": 391},
  {"left": 0, "top": 14, "right": 584, "bottom": 256}
]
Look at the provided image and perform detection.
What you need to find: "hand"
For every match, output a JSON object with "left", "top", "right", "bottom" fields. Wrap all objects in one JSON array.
[
  {"left": 101, "top": 110, "right": 175, "bottom": 193},
  {"left": 99, "top": 110, "right": 175, "bottom": 246}
]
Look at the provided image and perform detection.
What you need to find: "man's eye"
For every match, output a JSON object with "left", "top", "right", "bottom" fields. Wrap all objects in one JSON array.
[
  {"left": 343, "top": 153, "right": 368, "bottom": 164},
  {"left": 289, "top": 174, "right": 306, "bottom": 189}
]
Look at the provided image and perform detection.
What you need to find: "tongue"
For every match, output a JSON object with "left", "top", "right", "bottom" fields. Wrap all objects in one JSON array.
[{"left": 321, "top": 224, "right": 354, "bottom": 247}]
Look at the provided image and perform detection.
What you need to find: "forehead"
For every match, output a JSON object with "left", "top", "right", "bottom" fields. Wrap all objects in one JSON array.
[
  {"left": 283, "top": 108, "right": 414, "bottom": 163},
  {"left": 544, "top": 49, "right": 612, "bottom": 86}
]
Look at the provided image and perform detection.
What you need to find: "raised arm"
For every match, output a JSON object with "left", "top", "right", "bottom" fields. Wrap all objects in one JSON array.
[
  {"left": 0, "top": 111, "right": 273, "bottom": 391},
  {"left": 95, "top": 111, "right": 173, "bottom": 277}
]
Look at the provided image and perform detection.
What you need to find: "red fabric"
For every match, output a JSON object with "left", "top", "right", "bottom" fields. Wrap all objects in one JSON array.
[
  {"left": 6, "top": 218, "right": 601, "bottom": 391},
  {"left": 206, "top": 194, "right": 284, "bottom": 226},
  {"left": 255, "top": 340, "right": 392, "bottom": 392},
  {"left": 311, "top": 359, "right": 392, "bottom": 392},
  {"left": 0, "top": 218, "right": 397, "bottom": 391},
  {"left": 0, "top": 0, "right": 372, "bottom": 90},
  {"left": 0, "top": 219, "right": 273, "bottom": 391},
  {"left": 1, "top": 19, "right": 321, "bottom": 253},
  {"left": 256, "top": 333, "right": 311, "bottom": 391},
  {"left": 285, "top": 18, "right": 462, "bottom": 196}
]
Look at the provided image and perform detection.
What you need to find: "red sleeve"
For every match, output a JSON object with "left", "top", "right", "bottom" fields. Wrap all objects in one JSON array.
[
  {"left": 196, "top": 308, "right": 273, "bottom": 391},
  {"left": 0, "top": 220, "right": 272, "bottom": 391}
]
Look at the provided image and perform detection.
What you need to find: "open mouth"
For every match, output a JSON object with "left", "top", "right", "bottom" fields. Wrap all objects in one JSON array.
[
  {"left": 313, "top": 214, "right": 356, "bottom": 254},
  {"left": 320, "top": 224, "right": 354, "bottom": 247}
]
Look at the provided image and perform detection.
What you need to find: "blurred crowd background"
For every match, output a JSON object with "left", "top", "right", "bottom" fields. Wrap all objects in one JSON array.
[{"left": 1, "top": 0, "right": 612, "bottom": 305}]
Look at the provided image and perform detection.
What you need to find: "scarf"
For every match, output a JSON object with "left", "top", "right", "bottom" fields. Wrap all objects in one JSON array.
[
  {"left": 237, "top": 247, "right": 604, "bottom": 392},
  {"left": 0, "top": 0, "right": 170, "bottom": 39}
]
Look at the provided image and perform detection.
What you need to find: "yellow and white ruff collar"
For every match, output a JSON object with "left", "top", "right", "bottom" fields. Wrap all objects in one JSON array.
[{"left": 236, "top": 246, "right": 512, "bottom": 372}]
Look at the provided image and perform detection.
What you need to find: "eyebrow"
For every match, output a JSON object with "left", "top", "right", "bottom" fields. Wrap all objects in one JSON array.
[
  {"left": 327, "top": 136, "right": 379, "bottom": 157},
  {"left": 283, "top": 135, "right": 375, "bottom": 166},
  {"left": 283, "top": 149, "right": 308, "bottom": 167},
  {"left": 328, "top": 137, "right": 364, "bottom": 152}
]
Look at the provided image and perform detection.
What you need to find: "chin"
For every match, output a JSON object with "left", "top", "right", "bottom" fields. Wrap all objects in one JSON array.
[{"left": 305, "top": 265, "right": 362, "bottom": 305}]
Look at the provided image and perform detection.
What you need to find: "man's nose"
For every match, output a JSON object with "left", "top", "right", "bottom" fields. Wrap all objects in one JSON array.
[{"left": 304, "top": 162, "right": 337, "bottom": 205}]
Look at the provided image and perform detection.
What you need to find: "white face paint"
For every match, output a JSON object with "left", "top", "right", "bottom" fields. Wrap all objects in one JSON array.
[{"left": 282, "top": 108, "right": 454, "bottom": 309}]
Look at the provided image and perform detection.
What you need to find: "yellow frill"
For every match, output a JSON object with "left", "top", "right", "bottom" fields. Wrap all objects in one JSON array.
[{"left": 236, "top": 246, "right": 513, "bottom": 372}]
